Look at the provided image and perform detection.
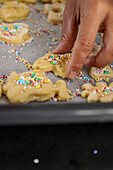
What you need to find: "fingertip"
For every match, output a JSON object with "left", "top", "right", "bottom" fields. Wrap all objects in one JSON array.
[
  {"left": 52, "top": 46, "right": 60, "bottom": 54},
  {"left": 67, "top": 71, "right": 77, "bottom": 79}
]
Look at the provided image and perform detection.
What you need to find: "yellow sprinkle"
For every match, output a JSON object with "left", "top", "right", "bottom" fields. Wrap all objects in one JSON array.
[
  {"left": 36, "top": 85, "right": 41, "bottom": 88},
  {"left": 44, "top": 80, "right": 50, "bottom": 83},
  {"left": 32, "top": 21, "right": 37, "bottom": 24},
  {"left": 0, "top": 79, "right": 4, "bottom": 83},
  {"left": 31, "top": 31, "right": 36, "bottom": 34},
  {"left": 95, "top": 78, "right": 99, "bottom": 81},
  {"left": 70, "top": 96, "right": 73, "bottom": 99}
]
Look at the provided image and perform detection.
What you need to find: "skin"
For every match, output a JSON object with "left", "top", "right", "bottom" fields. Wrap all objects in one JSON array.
[{"left": 53, "top": 0, "right": 113, "bottom": 79}]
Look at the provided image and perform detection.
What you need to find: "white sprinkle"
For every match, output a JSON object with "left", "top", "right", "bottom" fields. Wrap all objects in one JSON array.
[{"left": 33, "top": 158, "right": 39, "bottom": 164}]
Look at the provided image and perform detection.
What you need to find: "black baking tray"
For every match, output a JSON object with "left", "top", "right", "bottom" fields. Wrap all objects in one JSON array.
[{"left": 0, "top": 103, "right": 113, "bottom": 125}]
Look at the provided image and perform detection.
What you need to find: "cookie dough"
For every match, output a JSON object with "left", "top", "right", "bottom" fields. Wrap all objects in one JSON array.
[
  {"left": 33, "top": 53, "right": 71, "bottom": 78},
  {"left": 0, "top": 1, "right": 30, "bottom": 22},
  {"left": 0, "top": 23, "right": 30, "bottom": 45},
  {"left": 88, "top": 43, "right": 101, "bottom": 57},
  {"left": 48, "top": 10, "right": 63, "bottom": 24},
  {"left": 90, "top": 66, "right": 113, "bottom": 79},
  {"left": 3, "top": 70, "right": 71, "bottom": 103},
  {"left": 89, "top": 43, "right": 113, "bottom": 80},
  {"left": 33, "top": 43, "right": 102, "bottom": 78},
  {"left": 40, "top": 0, "right": 66, "bottom": 3},
  {"left": 51, "top": 0, "right": 66, "bottom": 3},
  {"left": 0, "top": 0, "right": 36, "bottom": 4},
  {"left": 20, "top": 0, "right": 36, "bottom": 3},
  {"left": 81, "top": 82, "right": 113, "bottom": 103},
  {"left": 44, "top": 3, "right": 65, "bottom": 14}
]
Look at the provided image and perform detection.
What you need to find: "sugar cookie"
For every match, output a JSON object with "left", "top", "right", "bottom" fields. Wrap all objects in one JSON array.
[
  {"left": 21, "top": 0, "right": 36, "bottom": 3},
  {"left": 40, "top": 0, "right": 66, "bottom": 3},
  {"left": 33, "top": 53, "right": 71, "bottom": 78},
  {"left": 44, "top": 3, "right": 65, "bottom": 14},
  {"left": 3, "top": 70, "right": 71, "bottom": 103},
  {"left": 0, "top": 23, "right": 30, "bottom": 45},
  {"left": 0, "top": 0, "right": 36, "bottom": 4},
  {"left": 81, "top": 82, "right": 113, "bottom": 103},
  {"left": 48, "top": 10, "right": 63, "bottom": 24},
  {"left": 51, "top": 0, "right": 66, "bottom": 3},
  {"left": 88, "top": 43, "right": 101, "bottom": 57},
  {"left": 33, "top": 43, "right": 102, "bottom": 78},
  {"left": 0, "top": 1, "right": 30, "bottom": 22},
  {"left": 89, "top": 66, "right": 113, "bottom": 79}
]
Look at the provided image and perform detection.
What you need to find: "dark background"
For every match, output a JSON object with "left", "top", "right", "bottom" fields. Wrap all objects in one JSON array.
[{"left": 0, "top": 123, "right": 112, "bottom": 170}]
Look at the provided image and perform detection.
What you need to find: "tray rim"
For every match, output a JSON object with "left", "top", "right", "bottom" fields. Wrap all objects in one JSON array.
[{"left": 0, "top": 102, "right": 113, "bottom": 125}]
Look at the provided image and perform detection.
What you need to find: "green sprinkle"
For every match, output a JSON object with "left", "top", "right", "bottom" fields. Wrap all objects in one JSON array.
[
  {"left": 51, "top": 62, "right": 54, "bottom": 65},
  {"left": 26, "top": 80, "right": 29, "bottom": 84},
  {"left": 14, "top": 27, "right": 18, "bottom": 29},
  {"left": 37, "top": 78, "right": 40, "bottom": 80},
  {"left": 4, "top": 27, "right": 8, "bottom": 31},
  {"left": 30, "top": 73, "right": 35, "bottom": 78},
  {"left": 104, "top": 71, "right": 110, "bottom": 74},
  {"left": 29, "top": 81, "right": 33, "bottom": 84}
]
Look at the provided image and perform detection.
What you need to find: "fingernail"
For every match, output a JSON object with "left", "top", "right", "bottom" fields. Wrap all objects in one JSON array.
[{"left": 68, "top": 71, "right": 77, "bottom": 79}]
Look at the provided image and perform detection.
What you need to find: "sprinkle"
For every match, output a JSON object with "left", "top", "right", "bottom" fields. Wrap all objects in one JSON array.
[{"left": 104, "top": 89, "right": 109, "bottom": 95}]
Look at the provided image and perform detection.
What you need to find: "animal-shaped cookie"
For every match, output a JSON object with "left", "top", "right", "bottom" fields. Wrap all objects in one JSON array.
[
  {"left": 51, "top": 0, "right": 66, "bottom": 3},
  {"left": 33, "top": 43, "right": 102, "bottom": 78},
  {"left": 90, "top": 66, "right": 113, "bottom": 79},
  {"left": 40, "top": 0, "right": 66, "bottom": 4},
  {"left": 33, "top": 53, "right": 71, "bottom": 78},
  {"left": 48, "top": 10, "right": 63, "bottom": 24},
  {"left": 0, "top": 23, "right": 30, "bottom": 45},
  {"left": 3, "top": 70, "right": 71, "bottom": 103},
  {"left": 0, "top": 0, "right": 36, "bottom": 4},
  {"left": 81, "top": 82, "right": 113, "bottom": 103},
  {"left": 88, "top": 43, "right": 101, "bottom": 57},
  {"left": 0, "top": 1, "right": 30, "bottom": 22},
  {"left": 88, "top": 42, "right": 113, "bottom": 80},
  {"left": 44, "top": 3, "right": 64, "bottom": 15}
]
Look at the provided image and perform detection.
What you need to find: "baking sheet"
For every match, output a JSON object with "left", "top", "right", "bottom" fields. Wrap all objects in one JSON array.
[{"left": 0, "top": 2, "right": 112, "bottom": 105}]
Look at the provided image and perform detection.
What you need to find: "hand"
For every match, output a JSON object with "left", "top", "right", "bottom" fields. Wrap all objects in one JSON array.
[{"left": 53, "top": 0, "right": 113, "bottom": 79}]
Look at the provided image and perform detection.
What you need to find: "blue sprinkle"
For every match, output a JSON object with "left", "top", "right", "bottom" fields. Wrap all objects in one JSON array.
[
  {"left": 93, "top": 150, "right": 98, "bottom": 154},
  {"left": 17, "top": 79, "right": 25, "bottom": 85},
  {"left": 105, "top": 89, "right": 109, "bottom": 94}
]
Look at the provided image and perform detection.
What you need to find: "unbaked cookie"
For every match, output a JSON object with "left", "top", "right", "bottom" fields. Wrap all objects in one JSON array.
[
  {"left": 48, "top": 10, "right": 63, "bottom": 24},
  {"left": 81, "top": 82, "right": 113, "bottom": 103},
  {"left": 21, "top": 0, "right": 36, "bottom": 3},
  {"left": 33, "top": 43, "right": 102, "bottom": 78},
  {"left": 33, "top": 53, "right": 71, "bottom": 78},
  {"left": 0, "top": 23, "right": 30, "bottom": 45},
  {"left": 88, "top": 43, "right": 101, "bottom": 57},
  {"left": 40, "top": 0, "right": 66, "bottom": 3},
  {"left": 44, "top": 3, "right": 64, "bottom": 14},
  {"left": 0, "top": 0, "right": 36, "bottom": 4},
  {"left": 52, "top": 0, "right": 66, "bottom": 3},
  {"left": 3, "top": 70, "right": 71, "bottom": 103},
  {"left": 89, "top": 66, "right": 113, "bottom": 79},
  {"left": 0, "top": 1, "right": 30, "bottom": 22}
]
